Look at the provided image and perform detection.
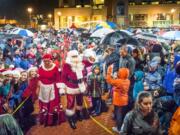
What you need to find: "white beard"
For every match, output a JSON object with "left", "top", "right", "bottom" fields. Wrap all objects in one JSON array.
[
  {"left": 70, "top": 62, "right": 84, "bottom": 76},
  {"left": 69, "top": 59, "right": 86, "bottom": 93}
]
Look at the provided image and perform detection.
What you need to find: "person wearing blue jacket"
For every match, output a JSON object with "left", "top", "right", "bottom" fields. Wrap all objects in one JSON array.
[
  {"left": 9, "top": 71, "right": 28, "bottom": 109},
  {"left": 133, "top": 70, "right": 144, "bottom": 101},
  {"left": 174, "top": 61, "right": 180, "bottom": 106},
  {"left": 163, "top": 54, "right": 180, "bottom": 95}
]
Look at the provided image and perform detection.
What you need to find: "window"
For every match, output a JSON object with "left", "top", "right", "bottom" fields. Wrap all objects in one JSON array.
[
  {"left": 117, "top": 2, "right": 125, "bottom": 16},
  {"left": 156, "top": 14, "right": 166, "bottom": 20},
  {"left": 134, "top": 14, "right": 147, "bottom": 21},
  {"left": 64, "top": 0, "right": 68, "bottom": 4},
  {"left": 93, "top": 0, "right": 104, "bottom": 5}
]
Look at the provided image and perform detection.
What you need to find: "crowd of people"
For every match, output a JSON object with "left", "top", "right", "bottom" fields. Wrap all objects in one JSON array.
[{"left": 0, "top": 27, "right": 179, "bottom": 135}]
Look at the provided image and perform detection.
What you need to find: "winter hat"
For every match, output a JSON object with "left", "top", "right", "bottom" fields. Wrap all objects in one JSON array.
[
  {"left": 174, "top": 54, "right": 180, "bottom": 66},
  {"left": 149, "top": 61, "right": 158, "bottom": 69},
  {"left": 92, "top": 63, "right": 100, "bottom": 71},
  {"left": 151, "top": 56, "right": 161, "bottom": 64},
  {"left": 42, "top": 53, "right": 52, "bottom": 60},
  {"left": 2, "top": 70, "right": 13, "bottom": 76},
  {"left": 12, "top": 70, "right": 21, "bottom": 79},
  {"left": 27, "top": 53, "right": 35, "bottom": 59}
]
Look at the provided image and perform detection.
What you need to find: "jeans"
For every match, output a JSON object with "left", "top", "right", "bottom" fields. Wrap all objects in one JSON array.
[
  {"left": 92, "top": 97, "right": 101, "bottom": 114},
  {"left": 114, "top": 105, "right": 127, "bottom": 131}
]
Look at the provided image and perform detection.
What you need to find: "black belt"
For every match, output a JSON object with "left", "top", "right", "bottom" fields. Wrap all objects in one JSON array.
[{"left": 67, "top": 77, "right": 83, "bottom": 84}]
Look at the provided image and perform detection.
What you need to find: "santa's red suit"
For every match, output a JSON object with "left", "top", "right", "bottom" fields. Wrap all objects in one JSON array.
[
  {"left": 38, "top": 54, "right": 65, "bottom": 126},
  {"left": 58, "top": 50, "right": 87, "bottom": 129}
]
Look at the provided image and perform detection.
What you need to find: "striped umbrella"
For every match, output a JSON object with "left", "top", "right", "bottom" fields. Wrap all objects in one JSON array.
[{"left": 95, "top": 21, "right": 117, "bottom": 30}]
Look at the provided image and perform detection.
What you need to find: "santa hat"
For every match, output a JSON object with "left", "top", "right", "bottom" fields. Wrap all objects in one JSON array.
[
  {"left": 27, "top": 53, "right": 35, "bottom": 58},
  {"left": 2, "top": 70, "right": 13, "bottom": 76},
  {"left": 66, "top": 50, "right": 81, "bottom": 64},
  {"left": 12, "top": 70, "right": 21, "bottom": 78},
  {"left": 83, "top": 49, "right": 96, "bottom": 58},
  {"left": 43, "top": 53, "right": 52, "bottom": 60}
]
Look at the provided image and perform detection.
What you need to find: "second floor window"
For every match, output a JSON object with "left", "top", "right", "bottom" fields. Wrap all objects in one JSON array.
[{"left": 93, "top": 0, "right": 104, "bottom": 5}]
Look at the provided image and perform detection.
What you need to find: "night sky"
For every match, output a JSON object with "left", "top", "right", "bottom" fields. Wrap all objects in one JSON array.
[{"left": 0, "top": 0, "right": 58, "bottom": 22}]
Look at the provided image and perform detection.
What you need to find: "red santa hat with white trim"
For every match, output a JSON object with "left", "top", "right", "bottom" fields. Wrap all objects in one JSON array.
[{"left": 1, "top": 69, "right": 13, "bottom": 76}]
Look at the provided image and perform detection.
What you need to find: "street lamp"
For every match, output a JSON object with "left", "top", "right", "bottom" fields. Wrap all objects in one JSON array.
[
  {"left": 48, "top": 14, "right": 52, "bottom": 26},
  {"left": 27, "top": 7, "right": 33, "bottom": 27},
  {"left": 57, "top": 11, "right": 62, "bottom": 29},
  {"left": 170, "top": 8, "right": 176, "bottom": 24},
  {"left": 171, "top": 8, "right": 175, "bottom": 13}
]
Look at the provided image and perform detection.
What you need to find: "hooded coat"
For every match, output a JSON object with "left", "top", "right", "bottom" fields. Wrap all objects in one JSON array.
[
  {"left": 133, "top": 71, "right": 144, "bottom": 100},
  {"left": 106, "top": 66, "right": 130, "bottom": 106},
  {"left": 0, "top": 114, "right": 23, "bottom": 135},
  {"left": 169, "top": 107, "right": 180, "bottom": 135},
  {"left": 163, "top": 54, "right": 180, "bottom": 94}
]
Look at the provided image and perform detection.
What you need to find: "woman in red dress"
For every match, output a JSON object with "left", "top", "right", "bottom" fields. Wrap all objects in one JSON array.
[{"left": 37, "top": 54, "right": 65, "bottom": 126}]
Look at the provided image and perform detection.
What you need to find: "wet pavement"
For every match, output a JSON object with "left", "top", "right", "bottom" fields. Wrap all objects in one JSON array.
[{"left": 26, "top": 95, "right": 118, "bottom": 135}]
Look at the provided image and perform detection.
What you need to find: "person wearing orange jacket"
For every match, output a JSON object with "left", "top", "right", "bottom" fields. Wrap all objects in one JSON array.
[
  {"left": 169, "top": 107, "right": 180, "bottom": 135},
  {"left": 106, "top": 65, "right": 130, "bottom": 134}
]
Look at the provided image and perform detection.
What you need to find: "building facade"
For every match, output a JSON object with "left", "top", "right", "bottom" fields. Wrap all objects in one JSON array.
[
  {"left": 129, "top": 1, "right": 180, "bottom": 27},
  {"left": 54, "top": 0, "right": 180, "bottom": 29},
  {"left": 54, "top": 0, "right": 128, "bottom": 29}
]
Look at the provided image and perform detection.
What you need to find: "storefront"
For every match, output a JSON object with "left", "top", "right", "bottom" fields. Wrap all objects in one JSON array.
[
  {"left": 129, "top": 4, "right": 180, "bottom": 27},
  {"left": 54, "top": 6, "right": 107, "bottom": 29}
]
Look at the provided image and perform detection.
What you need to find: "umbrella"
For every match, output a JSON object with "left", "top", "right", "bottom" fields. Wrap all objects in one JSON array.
[
  {"left": 4, "top": 24, "right": 14, "bottom": 30},
  {"left": 135, "top": 33, "right": 167, "bottom": 43},
  {"left": 162, "top": 31, "right": 180, "bottom": 40},
  {"left": 95, "top": 21, "right": 117, "bottom": 30},
  {"left": 10, "top": 28, "right": 34, "bottom": 37},
  {"left": 90, "top": 28, "right": 114, "bottom": 38}
]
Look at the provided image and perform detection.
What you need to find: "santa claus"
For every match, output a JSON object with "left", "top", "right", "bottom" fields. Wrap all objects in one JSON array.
[{"left": 59, "top": 50, "right": 87, "bottom": 129}]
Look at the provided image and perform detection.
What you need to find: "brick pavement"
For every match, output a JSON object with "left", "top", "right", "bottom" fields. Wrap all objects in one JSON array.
[{"left": 26, "top": 95, "right": 119, "bottom": 135}]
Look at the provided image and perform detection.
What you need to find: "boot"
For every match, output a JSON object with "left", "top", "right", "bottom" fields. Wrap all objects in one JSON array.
[
  {"left": 77, "top": 110, "right": 84, "bottom": 121},
  {"left": 68, "top": 116, "right": 76, "bottom": 129}
]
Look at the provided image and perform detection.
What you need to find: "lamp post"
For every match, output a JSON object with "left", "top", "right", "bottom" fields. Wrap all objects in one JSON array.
[
  {"left": 27, "top": 7, "right": 33, "bottom": 27},
  {"left": 57, "top": 12, "right": 62, "bottom": 29},
  {"left": 48, "top": 14, "right": 52, "bottom": 27},
  {"left": 170, "top": 8, "right": 176, "bottom": 24}
]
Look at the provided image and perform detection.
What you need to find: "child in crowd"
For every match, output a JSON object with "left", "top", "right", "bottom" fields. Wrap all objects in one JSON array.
[
  {"left": 87, "top": 63, "right": 104, "bottom": 116},
  {"left": 144, "top": 60, "right": 162, "bottom": 97},
  {"left": 106, "top": 65, "right": 130, "bottom": 133},
  {"left": 9, "top": 71, "right": 28, "bottom": 109},
  {"left": 133, "top": 70, "right": 144, "bottom": 101}
]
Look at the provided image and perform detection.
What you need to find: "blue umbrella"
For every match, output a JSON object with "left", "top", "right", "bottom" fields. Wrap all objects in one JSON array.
[
  {"left": 162, "top": 31, "right": 180, "bottom": 40},
  {"left": 95, "top": 21, "right": 117, "bottom": 30},
  {"left": 11, "top": 28, "right": 34, "bottom": 37}
]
